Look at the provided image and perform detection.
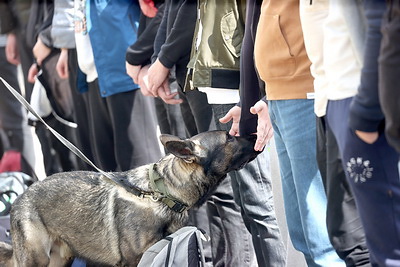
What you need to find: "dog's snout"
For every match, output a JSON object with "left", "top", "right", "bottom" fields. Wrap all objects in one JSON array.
[{"left": 244, "top": 134, "right": 257, "bottom": 142}]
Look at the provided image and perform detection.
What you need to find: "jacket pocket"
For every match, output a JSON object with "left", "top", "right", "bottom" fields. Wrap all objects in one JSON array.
[
  {"left": 221, "top": 11, "right": 243, "bottom": 58},
  {"left": 255, "top": 14, "right": 296, "bottom": 79}
]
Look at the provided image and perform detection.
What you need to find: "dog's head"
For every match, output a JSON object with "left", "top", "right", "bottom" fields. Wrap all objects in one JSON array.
[
  {"left": 158, "top": 131, "right": 261, "bottom": 207},
  {"left": 160, "top": 130, "right": 260, "bottom": 177}
]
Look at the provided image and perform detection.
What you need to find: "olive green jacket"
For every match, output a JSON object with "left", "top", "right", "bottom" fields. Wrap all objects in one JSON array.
[{"left": 184, "top": 0, "right": 246, "bottom": 91}]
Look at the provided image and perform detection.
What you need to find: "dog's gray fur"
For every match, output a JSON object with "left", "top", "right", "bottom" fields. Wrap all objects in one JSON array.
[{"left": 0, "top": 130, "right": 259, "bottom": 267}]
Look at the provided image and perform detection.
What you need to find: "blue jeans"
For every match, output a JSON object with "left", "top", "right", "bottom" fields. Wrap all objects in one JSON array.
[
  {"left": 212, "top": 104, "right": 287, "bottom": 267},
  {"left": 268, "top": 99, "right": 344, "bottom": 267}
]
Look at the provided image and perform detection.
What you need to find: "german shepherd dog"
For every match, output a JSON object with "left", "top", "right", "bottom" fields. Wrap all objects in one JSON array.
[{"left": 0, "top": 130, "right": 259, "bottom": 267}]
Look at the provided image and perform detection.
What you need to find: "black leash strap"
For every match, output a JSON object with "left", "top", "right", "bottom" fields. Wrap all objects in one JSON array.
[{"left": 0, "top": 77, "right": 114, "bottom": 180}]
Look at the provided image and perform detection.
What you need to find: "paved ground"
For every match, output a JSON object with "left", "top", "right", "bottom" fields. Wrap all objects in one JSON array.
[{"left": 268, "top": 138, "right": 307, "bottom": 267}]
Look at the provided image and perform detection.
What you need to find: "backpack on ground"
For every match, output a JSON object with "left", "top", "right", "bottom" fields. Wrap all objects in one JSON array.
[{"left": 138, "top": 226, "right": 208, "bottom": 267}]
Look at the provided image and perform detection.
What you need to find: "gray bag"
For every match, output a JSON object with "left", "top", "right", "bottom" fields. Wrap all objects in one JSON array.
[
  {"left": 0, "top": 172, "right": 33, "bottom": 242},
  {"left": 138, "top": 226, "right": 208, "bottom": 267}
]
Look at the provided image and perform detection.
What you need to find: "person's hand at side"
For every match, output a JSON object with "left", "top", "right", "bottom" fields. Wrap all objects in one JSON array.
[
  {"left": 126, "top": 62, "right": 142, "bottom": 84},
  {"left": 355, "top": 130, "right": 379, "bottom": 144},
  {"left": 250, "top": 100, "right": 273, "bottom": 151},
  {"left": 56, "top": 48, "right": 69, "bottom": 79},
  {"left": 156, "top": 79, "right": 182, "bottom": 104},
  {"left": 27, "top": 63, "right": 39, "bottom": 83},
  {"left": 139, "top": 0, "right": 158, "bottom": 18},
  {"left": 140, "top": 66, "right": 182, "bottom": 104},
  {"left": 33, "top": 38, "right": 51, "bottom": 66},
  {"left": 137, "top": 64, "right": 153, "bottom": 96},
  {"left": 219, "top": 105, "right": 241, "bottom": 136},
  {"left": 5, "top": 33, "right": 20, "bottom": 65}
]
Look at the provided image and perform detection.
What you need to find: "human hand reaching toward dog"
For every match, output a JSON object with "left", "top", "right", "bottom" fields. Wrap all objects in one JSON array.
[
  {"left": 220, "top": 101, "right": 273, "bottom": 151},
  {"left": 219, "top": 105, "right": 241, "bottom": 136},
  {"left": 250, "top": 100, "right": 273, "bottom": 151}
]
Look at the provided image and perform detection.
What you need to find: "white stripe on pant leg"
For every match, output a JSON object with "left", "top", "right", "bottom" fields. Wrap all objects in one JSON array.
[{"left": 398, "top": 160, "right": 400, "bottom": 179}]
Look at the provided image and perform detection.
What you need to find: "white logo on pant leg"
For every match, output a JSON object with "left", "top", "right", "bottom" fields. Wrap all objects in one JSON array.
[{"left": 346, "top": 157, "right": 373, "bottom": 183}]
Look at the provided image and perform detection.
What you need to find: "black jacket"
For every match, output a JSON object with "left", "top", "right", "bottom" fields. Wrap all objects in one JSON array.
[
  {"left": 239, "top": 0, "right": 264, "bottom": 136},
  {"left": 349, "top": 0, "right": 386, "bottom": 133},
  {"left": 378, "top": 0, "right": 400, "bottom": 152},
  {"left": 0, "top": 0, "right": 53, "bottom": 48},
  {"left": 125, "top": 3, "right": 165, "bottom": 66},
  {"left": 152, "top": 0, "right": 197, "bottom": 87}
]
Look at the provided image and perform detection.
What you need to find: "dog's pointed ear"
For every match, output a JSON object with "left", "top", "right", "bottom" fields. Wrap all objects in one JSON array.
[
  {"left": 160, "top": 135, "right": 196, "bottom": 163},
  {"left": 160, "top": 134, "right": 182, "bottom": 146}
]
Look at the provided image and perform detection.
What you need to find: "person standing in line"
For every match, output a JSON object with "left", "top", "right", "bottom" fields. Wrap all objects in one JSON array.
[
  {"left": 0, "top": 1, "right": 55, "bottom": 180},
  {"left": 379, "top": 0, "right": 400, "bottom": 155},
  {"left": 27, "top": 0, "right": 96, "bottom": 172},
  {"left": 344, "top": 1, "right": 400, "bottom": 265},
  {"left": 239, "top": 0, "right": 345, "bottom": 265},
  {"left": 146, "top": 1, "right": 270, "bottom": 265},
  {"left": 73, "top": 0, "right": 162, "bottom": 172},
  {"left": 0, "top": 34, "right": 46, "bottom": 180},
  {"left": 0, "top": 35, "right": 25, "bottom": 174},
  {"left": 147, "top": 0, "right": 211, "bottom": 138},
  {"left": 126, "top": 0, "right": 187, "bottom": 140},
  {"left": 0, "top": 0, "right": 39, "bottom": 102},
  {"left": 145, "top": 1, "right": 215, "bottom": 263},
  {"left": 299, "top": 0, "right": 371, "bottom": 265},
  {"left": 302, "top": 0, "right": 400, "bottom": 265},
  {"left": 186, "top": 1, "right": 286, "bottom": 266},
  {"left": 2, "top": 0, "right": 79, "bottom": 176},
  {"left": 51, "top": 0, "right": 96, "bottom": 171},
  {"left": 28, "top": 2, "right": 81, "bottom": 175}
]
